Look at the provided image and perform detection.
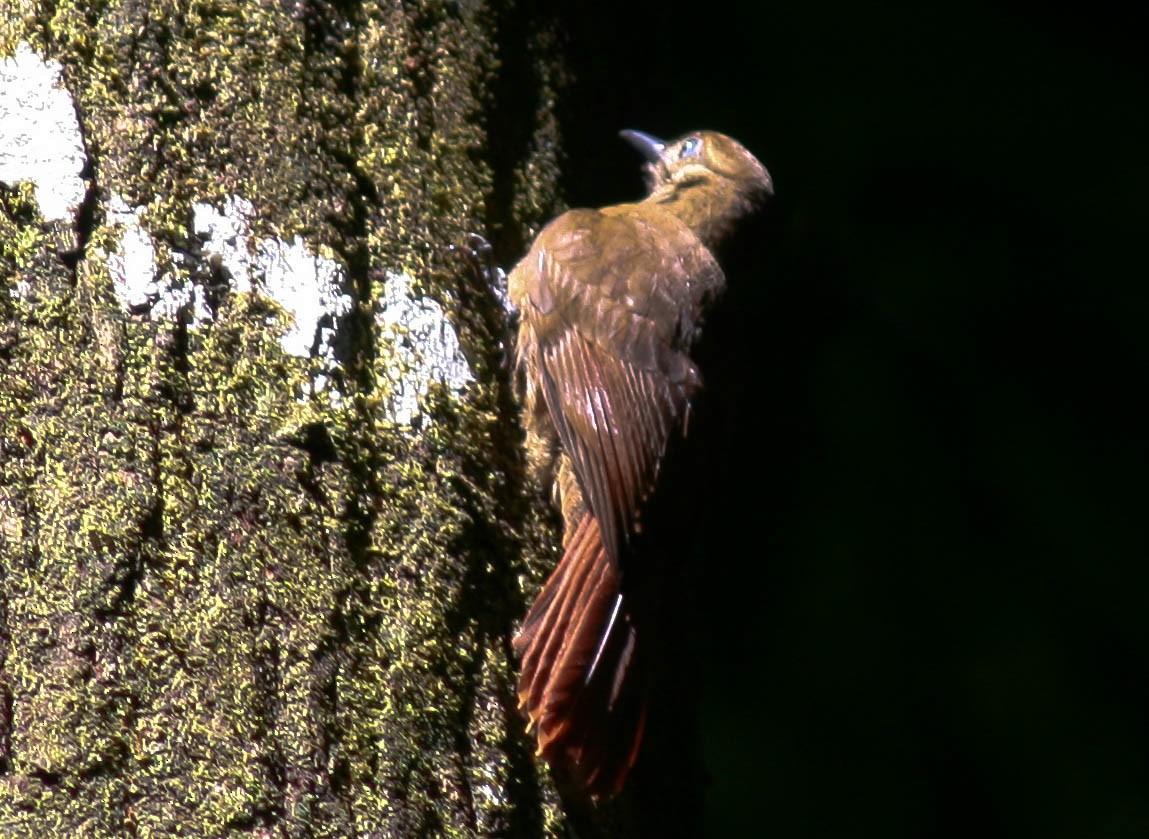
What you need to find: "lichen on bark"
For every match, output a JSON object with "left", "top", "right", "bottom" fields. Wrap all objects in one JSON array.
[{"left": 1, "top": 0, "right": 572, "bottom": 835}]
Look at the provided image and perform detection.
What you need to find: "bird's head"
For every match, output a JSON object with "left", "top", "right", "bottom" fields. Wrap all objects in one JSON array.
[
  {"left": 620, "top": 129, "right": 772, "bottom": 245},
  {"left": 620, "top": 129, "right": 773, "bottom": 205}
]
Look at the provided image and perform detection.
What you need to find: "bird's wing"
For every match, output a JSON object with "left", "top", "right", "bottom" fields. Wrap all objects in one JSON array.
[{"left": 514, "top": 206, "right": 723, "bottom": 565}]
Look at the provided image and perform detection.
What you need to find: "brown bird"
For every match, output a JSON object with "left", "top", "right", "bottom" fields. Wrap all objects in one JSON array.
[{"left": 509, "top": 129, "right": 772, "bottom": 795}]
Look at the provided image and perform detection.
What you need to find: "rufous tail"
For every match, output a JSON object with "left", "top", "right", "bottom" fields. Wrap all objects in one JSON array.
[{"left": 513, "top": 514, "right": 649, "bottom": 796}]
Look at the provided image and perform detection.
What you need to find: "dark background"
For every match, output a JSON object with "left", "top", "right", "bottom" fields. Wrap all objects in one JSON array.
[{"left": 552, "top": 2, "right": 1148, "bottom": 836}]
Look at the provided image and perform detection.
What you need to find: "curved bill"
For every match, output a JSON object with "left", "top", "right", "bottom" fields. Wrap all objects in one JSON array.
[{"left": 619, "top": 129, "right": 666, "bottom": 163}]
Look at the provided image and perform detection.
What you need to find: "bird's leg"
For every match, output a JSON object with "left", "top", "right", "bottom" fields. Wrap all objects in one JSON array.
[
  {"left": 453, "top": 233, "right": 514, "bottom": 315},
  {"left": 447, "top": 232, "right": 517, "bottom": 371}
]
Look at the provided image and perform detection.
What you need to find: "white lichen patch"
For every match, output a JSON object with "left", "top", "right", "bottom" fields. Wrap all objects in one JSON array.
[
  {"left": 253, "top": 232, "right": 349, "bottom": 360},
  {"left": 106, "top": 194, "right": 173, "bottom": 314},
  {"left": 0, "top": 43, "right": 87, "bottom": 222},
  {"left": 0, "top": 41, "right": 470, "bottom": 425},
  {"left": 104, "top": 195, "right": 469, "bottom": 424},
  {"left": 105, "top": 194, "right": 350, "bottom": 363},
  {"left": 191, "top": 196, "right": 257, "bottom": 296},
  {"left": 377, "top": 272, "right": 473, "bottom": 425},
  {"left": 191, "top": 197, "right": 352, "bottom": 360}
]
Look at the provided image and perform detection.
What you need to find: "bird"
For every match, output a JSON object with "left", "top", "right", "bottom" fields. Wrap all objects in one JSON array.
[{"left": 508, "top": 129, "right": 772, "bottom": 796}]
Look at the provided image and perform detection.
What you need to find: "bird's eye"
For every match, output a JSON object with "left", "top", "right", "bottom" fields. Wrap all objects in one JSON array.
[{"left": 679, "top": 137, "right": 701, "bottom": 159}]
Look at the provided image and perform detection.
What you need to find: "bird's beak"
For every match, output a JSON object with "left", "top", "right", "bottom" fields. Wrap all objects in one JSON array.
[{"left": 619, "top": 130, "right": 666, "bottom": 163}]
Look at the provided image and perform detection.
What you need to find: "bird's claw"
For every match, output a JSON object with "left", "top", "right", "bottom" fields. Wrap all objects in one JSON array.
[{"left": 449, "top": 232, "right": 515, "bottom": 317}]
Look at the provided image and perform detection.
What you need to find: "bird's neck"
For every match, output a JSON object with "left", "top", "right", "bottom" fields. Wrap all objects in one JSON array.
[{"left": 645, "top": 177, "right": 755, "bottom": 249}]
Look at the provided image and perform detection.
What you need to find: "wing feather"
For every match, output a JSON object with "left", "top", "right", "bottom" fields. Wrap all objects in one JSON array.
[{"left": 515, "top": 205, "right": 722, "bottom": 565}]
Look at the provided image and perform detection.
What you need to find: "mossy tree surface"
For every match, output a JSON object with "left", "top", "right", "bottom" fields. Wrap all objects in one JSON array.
[{"left": 0, "top": 1, "right": 583, "bottom": 835}]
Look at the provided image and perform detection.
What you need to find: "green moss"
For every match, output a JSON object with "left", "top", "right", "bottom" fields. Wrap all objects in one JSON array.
[
  {"left": 0, "top": 183, "right": 49, "bottom": 271},
  {"left": 1, "top": 0, "right": 575, "bottom": 834}
]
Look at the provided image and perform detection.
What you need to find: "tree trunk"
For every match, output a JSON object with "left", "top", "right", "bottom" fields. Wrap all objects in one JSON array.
[{"left": 0, "top": 3, "right": 616, "bottom": 835}]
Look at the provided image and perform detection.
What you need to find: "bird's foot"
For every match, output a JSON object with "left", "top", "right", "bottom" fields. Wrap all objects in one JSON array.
[
  {"left": 447, "top": 232, "right": 517, "bottom": 371},
  {"left": 448, "top": 232, "right": 515, "bottom": 317}
]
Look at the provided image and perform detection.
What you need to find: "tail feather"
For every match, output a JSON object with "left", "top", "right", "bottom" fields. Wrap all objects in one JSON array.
[
  {"left": 516, "top": 517, "right": 603, "bottom": 716},
  {"left": 513, "top": 514, "right": 649, "bottom": 796}
]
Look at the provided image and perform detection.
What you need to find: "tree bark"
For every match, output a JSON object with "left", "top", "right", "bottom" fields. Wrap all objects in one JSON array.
[{"left": 0, "top": 2, "right": 611, "bottom": 835}]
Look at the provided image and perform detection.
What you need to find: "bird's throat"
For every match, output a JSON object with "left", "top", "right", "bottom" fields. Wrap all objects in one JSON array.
[{"left": 648, "top": 177, "right": 755, "bottom": 250}]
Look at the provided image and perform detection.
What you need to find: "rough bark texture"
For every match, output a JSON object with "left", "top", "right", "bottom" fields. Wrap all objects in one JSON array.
[{"left": 0, "top": 1, "right": 615, "bottom": 835}]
